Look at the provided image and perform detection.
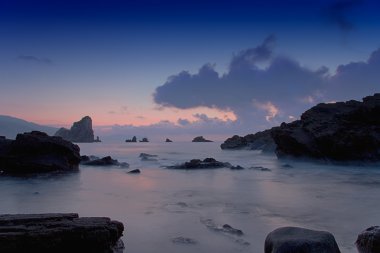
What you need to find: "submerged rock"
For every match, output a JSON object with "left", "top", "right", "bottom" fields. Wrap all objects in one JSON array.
[
  {"left": 0, "top": 213, "right": 124, "bottom": 253},
  {"left": 265, "top": 227, "right": 341, "bottom": 253},
  {"left": 192, "top": 136, "right": 213, "bottom": 142},
  {"left": 356, "top": 226, "right": 380, "bottom": 253},
  {"left": 81, "top": 156, "right": 129, "bottom": 168},
  {"left": 0, "top": 131, "right": 80, "bottom": 174},
  {"left": 272, "top": 94, "right": 380, "bottom": 162},
  {"left": 139, "top": 153, "right": 158, "bottom": 161},
  {"left": 171, "top": 237, "right": 198, "bottom": 245},
  {"left": 167, "top": 158, "right": 230, "bottom": 170},
  {"left": 54, "top": 116, "right": 95, "bottom": 143}
]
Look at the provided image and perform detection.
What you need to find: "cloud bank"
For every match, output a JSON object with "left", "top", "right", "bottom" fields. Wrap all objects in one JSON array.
[{"left": 153, "top": 36, "right": 379, "bottom": 132}]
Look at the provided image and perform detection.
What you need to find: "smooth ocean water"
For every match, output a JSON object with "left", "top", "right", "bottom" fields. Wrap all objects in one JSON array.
[{"left": 1, "top": 141, "right": 380, "bottom": 253}]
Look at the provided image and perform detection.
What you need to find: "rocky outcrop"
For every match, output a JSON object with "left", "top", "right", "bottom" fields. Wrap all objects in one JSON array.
[
  {"left": 127, "top": 169, "right": 141, "bottom": 174},
  {"left": 356, "top": 226, "right": 380, "bottom": 253},
  {"left": 55, "top": 116, "right": 95, "bottom": 143},
  {"left": 167, "top": 158, "right": 231, "bottom": 170},
  {"left": 221, "top": 128, "right": 277, "bottom": 152},
  {"left": 125, "top": 136, "right": 137, "bottom": 142},
  {"left": 81, "top": 156, "right": 129, "bottom": 168},
  {"left": 0, "top": 131, "right": 80, "bottom": 174},
  {"left": 192, "top": 136, "right": 213, "bottom": 142},
  {"left": 272, "top": 94, "right": 380, "bottom": 162},
  {"left": 0, "top": 213, "right": 124, "bottom": 253},
  {"left": 139, "top": 137, "right": 149, "bottom": 142},
  {"left": 165, "top": 138, "right": 173, "bottom": 142},
  {"left": 265, "top": 227, "right": 341, "bottom": 253}
]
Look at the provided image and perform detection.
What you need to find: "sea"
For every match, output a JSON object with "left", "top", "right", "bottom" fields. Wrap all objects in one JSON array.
[{"left": 1, "top": 141, "right": 379, "bottom": 253}]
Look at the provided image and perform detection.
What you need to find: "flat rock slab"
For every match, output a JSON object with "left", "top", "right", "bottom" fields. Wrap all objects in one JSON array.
[
  {"left": 356, "top": 226, "right": 380, "bottom": 253},
  {"left": 265, "top": 227, "right": 341, "bottom": 253},
  {"left": 0, "top": 213, "right": 124, "bottom": 253}
]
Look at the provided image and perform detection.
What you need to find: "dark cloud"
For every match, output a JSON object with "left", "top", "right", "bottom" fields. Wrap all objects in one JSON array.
[
  {"left": 153, "top": 36, "right": 379, "bottom": 132},
  {"left": 17, "top": 55, "right": 52, "bottom": 64},
  {"left": 325, "top": 0, "right": 363, "bottom": 31},
  {"left": 177, "top": 118, "right": 191, "bottom": 126}
]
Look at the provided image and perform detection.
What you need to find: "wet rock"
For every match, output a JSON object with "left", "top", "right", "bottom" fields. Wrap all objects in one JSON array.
[
  {"left": 54, "top": 116, "right": 95, "bottom": 143},
  {"left": 265, "top": 227, "right": 341, "bottom": 253},
  {"left": 222, "top": 224, "right": 244, "bottom": 236},
  {"left": 171, "top": 237, "right": 197, "bottom": 245},
  {"left": 167, "top": 158, "right": 230, "bottom": 170},
  {"left": 356, "top": 226, "right": 380, "bottom": 253},
  {"left": 221, "top": 128, "right": 277, "bottom": 152},
  {"left": 272, "top": 94, "right": 380, "bottom": 162},
  {"left": 0, "top": 131, "right": 80, "bottom": 174},
  {"left": 165, "top": 138, "right": 173, "bottom": 142},
  {"left": 127, "top": 169, "right": 141, "bottom": 174},
  {"left": 0, "top": 213, "right": 124, "bottom": 253},
  {"left": 81, "top": 156, "right": 129, "bottom": 168},
  {"left": 139, "top": 153, "right": 158, "bottom": 161},
  {"left": 192, "top": 136, "right": 213, "bottom": 142}
]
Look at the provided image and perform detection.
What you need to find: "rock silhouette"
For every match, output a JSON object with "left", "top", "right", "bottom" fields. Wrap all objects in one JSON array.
[{"left": 55, "top": 116, "right": 95, "bottom": 143}]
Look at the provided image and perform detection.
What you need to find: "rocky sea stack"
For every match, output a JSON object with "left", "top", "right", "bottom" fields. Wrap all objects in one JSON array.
[
  {"left": 272, "top": 94, "right": 380, "bottom": 162},
  {"left": 55, "top": 116, "right": 95, "bottom": 143},
  {"left": 192, "top": 136, "right": 213, "bottom": 142},
  {"left": 0, "top": 131, "right": 80, "bottom": 174}
]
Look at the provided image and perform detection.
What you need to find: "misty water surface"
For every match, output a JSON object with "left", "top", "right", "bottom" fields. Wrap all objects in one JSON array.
[{"left": 0, "top": 142, "right": 379, "bottom": 253}]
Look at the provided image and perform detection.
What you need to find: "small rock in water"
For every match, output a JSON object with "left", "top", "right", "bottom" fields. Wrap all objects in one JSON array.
[
  {"left": 171, "top": 237, "right": 198, "bottom": 245},
  {"left": 249, "top": 166, "right": 271, "bottom": 171},
  {"left": 33, "top": 191, "right": 40, "bottom": 195},
  {"left": 230, "top": 165, "right": 245, "bottom": 170},
  {"left": 127, "top": 169, "right": 141, "bottom": 174},
  {"left": 222, "top": 224, "right": 244, "bottom": 236},
  {"left": 282, "top": 164, "right": 293, "bottom": 168},
  {"left": 356, "top": 226, "right": 380, "bottom": 253},
  {"left": 139, "top": 153, "right": 158, "bottom": 161}
]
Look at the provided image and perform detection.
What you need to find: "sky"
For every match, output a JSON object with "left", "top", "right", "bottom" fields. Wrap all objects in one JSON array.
[{"left": 0, "top": 0, "right": 379, "bottom": 140}]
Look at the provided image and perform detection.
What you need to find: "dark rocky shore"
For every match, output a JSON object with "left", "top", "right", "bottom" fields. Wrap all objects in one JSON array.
[
  {"left": 0, "top": 213, "right": 124, "bottom": 253},
  {"left": 222, "top": 93, "right": 380, "bottom": 162}
]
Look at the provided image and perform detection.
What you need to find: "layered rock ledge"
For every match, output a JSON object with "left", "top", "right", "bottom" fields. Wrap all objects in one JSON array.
[
  {"left": 0, "top": 131, "right": 80, "bottom": 174},
  {"left": 0, "top": 213, "right": 124, "bottom": 253}
]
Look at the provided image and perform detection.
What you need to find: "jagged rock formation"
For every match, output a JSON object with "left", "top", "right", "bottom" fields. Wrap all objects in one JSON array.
[
  {"left": 192, "top": 136, "right": 213, "bottom": 142},
  {"left": 0, "top": 213, "right": 124, "bottom": 253},
  {"left": 272, "top": 94, "right": 380, "bottom": 162},
  {"left": 80, "top": 156, "right": 129, "bottom": 167},
  {"left": 167, "top": 158, "right": 231, "bottom": 170},
  {"left": 125, "top": 136, "right": 137, "bottom": 142},
  {"left": 221, "top": 128, "right": 277, "bottom": 152},
  {"left": 265, "top": 227, "right": 340, "bottom": 253},
  {"left": 0, "top": 131, "right": 80, "bottom": 174},
  {"left": 55, "top": 116, "right": 95, "bottom": 143}
]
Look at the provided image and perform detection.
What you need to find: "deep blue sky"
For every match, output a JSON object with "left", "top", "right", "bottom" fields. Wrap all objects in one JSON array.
[{"left": 0, "top": 0, "right": 379, "bottom": 137}]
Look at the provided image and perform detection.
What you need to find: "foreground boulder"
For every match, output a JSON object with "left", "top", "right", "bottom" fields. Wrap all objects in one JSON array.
[
  {"left": 265, "top": 227, "right": 340, "bottom": 253},
  {"left": 221, "top": 128, "right": 277, "bottom": 152},
  {"left": 0, "top": 213, "right": 124, "bottom": 253},
  {"left": 272, "top": 94, "right": 380, "bottom": 162},
  {"left": 0, "top": 131, "right": 80, "bottom": 174},
  {"left": 55, "top": 116, "right": 95, "bottom": 143},
  {"left": 192, "top": 136, "right": 213, "bottom": 142},
  {"left": 167, "top": 158, "right": 231, "bottom": 170},
  {"left": 356, "top": 226, "right": 380, "bottom": 253}
]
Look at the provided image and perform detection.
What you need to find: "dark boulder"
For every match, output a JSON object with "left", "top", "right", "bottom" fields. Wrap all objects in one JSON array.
[
  {"left": 81, "top": 156, "right": 129, "bottom": 168},
  {"left": 356, "top": 226, "right": 380, "bottom": 253},
  {"left": 221, "top": 128, "right": 277, "bottom": 152},
  {"left": 0, "top": 131, "right": 80, "bottom": 174},
  {"left": 55, "top": 116, "right": 95, "bottom": 143},
  {"left": 0, "top": 213, "right": 124, "bottom": 253},
  {"left": 264, "top": 227, "right": 340, "bottom": 253},
  {"left": 165, "top": 138, "right": 173, "bottom": 142},
  {"left": 272, "top": 94, "right": 380, "bottom": 162},
  {"left": 167, "top": 158, "right": 231, "bottom": 170},
  {"left": 192, "top": 136, "right": 213, "bottom": 142}
]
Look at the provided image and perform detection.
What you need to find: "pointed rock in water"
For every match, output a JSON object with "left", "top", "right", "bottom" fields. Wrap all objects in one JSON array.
[
  {"left": 356, "top": 226, "right": 380, "bottom": 253},
  {"left": 265, "top": 227, "right": 340, "bottom": 253},
  {"left": 0, "top": 131, "right": 80, "bottom": 174},
  {"left": 125, "top": 136, "right": 137, "bottom": 142},
  {"left": 0, "top": 213, "right": 124, "bottom": 253},
  {"left": 192, "top": 136, "right": 213, "bottom": 142},
  {"left": 127, "top": 169, "right": 141, "bottom": 174},
  {"left": 54, "top": 116, "right": 95, "bottom": 143},
  {"left": 165, "top": 138, "right": 173, "bottom": 142}
]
